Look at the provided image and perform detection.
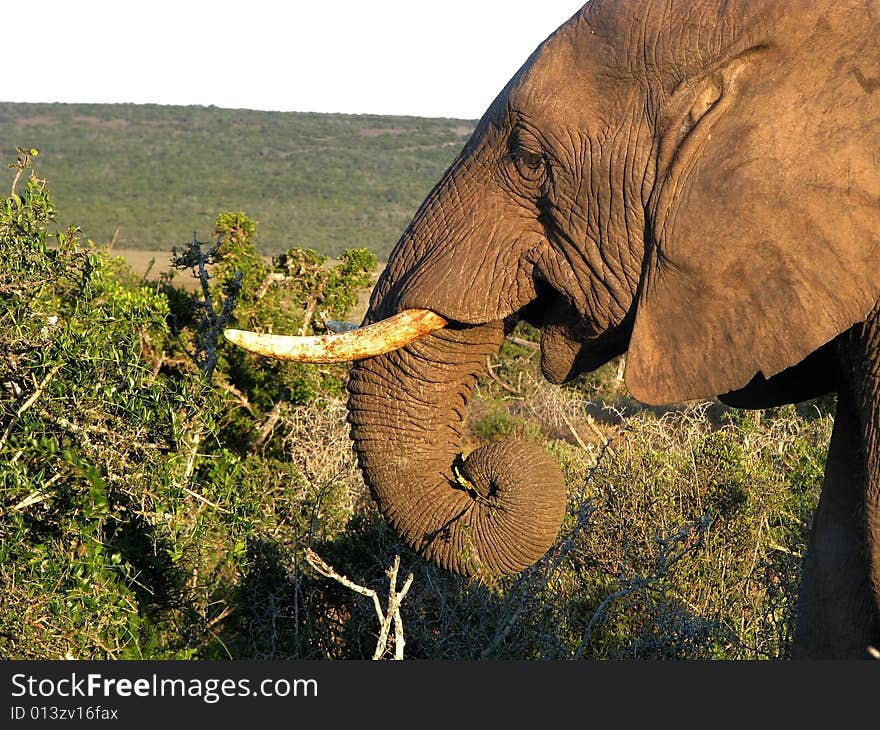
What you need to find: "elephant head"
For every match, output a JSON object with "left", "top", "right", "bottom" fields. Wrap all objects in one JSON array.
[{"left": 226, "top": 0, "right": 880, "bottom": 578}]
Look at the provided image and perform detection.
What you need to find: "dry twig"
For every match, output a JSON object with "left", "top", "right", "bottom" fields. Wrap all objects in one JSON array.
[
  {"left": 305, "top": 549, "right": 414, "bottom": 660},
  {"left": 182, "top": 485, "right": 232, "bottom": 514},
  {"left": 299, "top": 279, "right": 328, "bottom": 336},
  {"left": 506, "top": 336, "right": 539, "bottom": 350},
  {"left": 249, "top": 399, "right": 286, "bottom": 453},
  {"left": 219, "top": 380, "right": 253, "bottom": 413},
  {"left": 485, "top": 356, "right": 522, "bottom": 395},
  {"left": 255, "top": 272, "right": 287, "bottom": 300},
  {"left": 584, "top": 414, "right": 607, "bottom": 443},
  {"left": 559, "top": 408, "right": 590, "bottom": 451}
]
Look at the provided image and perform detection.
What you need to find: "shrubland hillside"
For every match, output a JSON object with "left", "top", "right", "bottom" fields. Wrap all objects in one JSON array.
[{"left": 0, "top": 102, "right": 474, "bottom": 258}]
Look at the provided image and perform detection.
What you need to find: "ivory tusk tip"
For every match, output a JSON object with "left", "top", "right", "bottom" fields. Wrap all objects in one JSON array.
[
  {"left": 223, "top": 329, "right": 248, "bottom": 347},
  {"left": 224, "top": 329, "right": 272, "bottom": 356}
]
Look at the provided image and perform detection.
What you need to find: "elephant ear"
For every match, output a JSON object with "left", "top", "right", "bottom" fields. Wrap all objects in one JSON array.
[{"left": 625, "top": 38, "right": 880, "bottom": 406}]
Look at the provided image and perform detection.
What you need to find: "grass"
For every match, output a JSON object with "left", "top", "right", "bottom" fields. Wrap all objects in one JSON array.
[{"left": 0, "top": 102, "right": 474, "bottom": 259}]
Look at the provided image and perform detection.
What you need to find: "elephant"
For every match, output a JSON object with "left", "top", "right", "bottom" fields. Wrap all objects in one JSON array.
[{"left": 225, "top": 0, "right": 880, "bottom": 659}]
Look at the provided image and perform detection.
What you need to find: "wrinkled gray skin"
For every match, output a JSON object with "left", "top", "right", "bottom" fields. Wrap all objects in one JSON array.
[{"left": 346, "top": 0, "right": 880, "bottom": 658}]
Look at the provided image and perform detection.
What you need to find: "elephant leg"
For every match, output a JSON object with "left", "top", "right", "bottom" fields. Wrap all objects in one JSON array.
[
  {"left": 796, "top": 308, "right": 880, "bottom": 659},
  {"left": 794, "top": 380, "right": 877, "bottom": 658},
  {"left": 848, "top": 306, "right": 880, "bottom": 647}
]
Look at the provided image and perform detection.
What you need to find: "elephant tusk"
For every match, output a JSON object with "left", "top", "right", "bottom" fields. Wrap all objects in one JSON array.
[{"left": 223, "top": 309, "right": 449, "bottom": 362}]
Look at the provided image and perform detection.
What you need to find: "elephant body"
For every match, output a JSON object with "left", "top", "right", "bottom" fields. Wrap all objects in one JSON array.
[{"left": 233, "top": 0, "right": 880, "bottom": 657}]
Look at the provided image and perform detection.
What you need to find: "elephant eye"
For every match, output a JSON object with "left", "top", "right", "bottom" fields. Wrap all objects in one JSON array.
[
  {"left": 518, "top": 149, "right": 544, "bottom": 169},
  {"left": 509, "top": 130, "right": 547, "bottom": 182}
]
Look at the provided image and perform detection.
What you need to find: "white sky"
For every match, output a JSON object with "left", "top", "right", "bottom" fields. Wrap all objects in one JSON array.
[{"left": 13, "top": 1, "right": 586, "bottom": 119}]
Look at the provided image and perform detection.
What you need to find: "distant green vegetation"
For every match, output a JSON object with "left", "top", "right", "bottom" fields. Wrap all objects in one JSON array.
[{"left": 0, "top": 102, "right": 475, "bottom": 258}]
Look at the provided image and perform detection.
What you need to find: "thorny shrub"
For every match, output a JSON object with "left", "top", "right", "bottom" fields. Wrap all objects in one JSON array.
[{"left": 0, "top": 153, "right": 375, "bottom": 658}]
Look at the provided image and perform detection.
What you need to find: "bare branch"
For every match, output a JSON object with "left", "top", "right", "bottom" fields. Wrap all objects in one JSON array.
[
  {"left": 171, "top": 233, "right": 242, "bottom": 381},
  {"left": 506, "top": 336, "right": 539, "bottom": 350},
  {"left": 299, "top": 278, "right": 328, "bottom": 336},
  {"left": 615, "top": 354, "right": 626, "bottom": 382},
  {"left": 255, "top": 272, "right": 287, "bottom": 300},
  {"left": 305, "top": 549, "right": 385, "bottom": 624},
  {"left": 485, "top": 356, "right": 521, "bottom": 395},
  {"left": 218, "top": 380, "right": 253, "bottom": 413},
  {"left": 304, "top": 549, "right": 413, "bottom": 660},
  {"left": 393, "top": 573, "right": 415, "bottom": 660},
  {"left": 182, "top": 485, "right": 232, "bottom": 514},
  {"left": 249, "top": 399, "right": 286, "bottom": 454},
  {"left": 558, "top": 408, "right": 590, "bottom": 451}
]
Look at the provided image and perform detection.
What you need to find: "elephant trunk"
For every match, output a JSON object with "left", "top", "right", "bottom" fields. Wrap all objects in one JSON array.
[{"left": 347, "top": 320, "right": 567, "bottom": 577}]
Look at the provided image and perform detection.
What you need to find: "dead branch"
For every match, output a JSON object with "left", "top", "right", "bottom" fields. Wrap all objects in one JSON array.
[
  {"left": 506, "top": 336, "right": 539, "bottom": 350},
  {"left": 10, "top": 474, "right": 63, "bottom": 512},
  {"left": 584, "top": 414, "right": 608, "bottom": 443},
  {"left": 305, "top": 549, "right": 413, "bottom": 660},
  {"left": 373, "top": 556, "right": 415, "bottom": 659},
  {"left": 614, "top": 354, "right": 626, "bottom": 382},
  {"left": 299, "top": 278, "right": 328, "bottom": 336},
  {"left": 255, "top": 272, "right": 287, "bottom": 300},
  {"left": 249, "top": 399, "right": 285, "bottom": 453},
  {"left": 10, "top": 167, "right": 24, "bottom": 198},
  {"left": 559, "top": 408, "right": 590, "bottom": 451},
  {"left": 150, "top": 353, "right": 194, "bottom": 379},
  {"left": 219, "top": 380, "right": 253, "bottom": 413},
  {"left": 182, "top": 485, "right": 232, "bottom": 514},
  {"left": 485, "top": 356, "right": 521, "bottom": 395},
  {"left": 182, "top": 431, "right": 202, "bottom": 481}
]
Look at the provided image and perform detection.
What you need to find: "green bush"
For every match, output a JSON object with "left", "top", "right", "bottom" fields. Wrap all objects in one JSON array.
[
  {"left": 0, "top": 150, "right": 198, "bottom": 657},
  {"left": 0, "top": 153, "right": 375, "bottom": 658}
]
